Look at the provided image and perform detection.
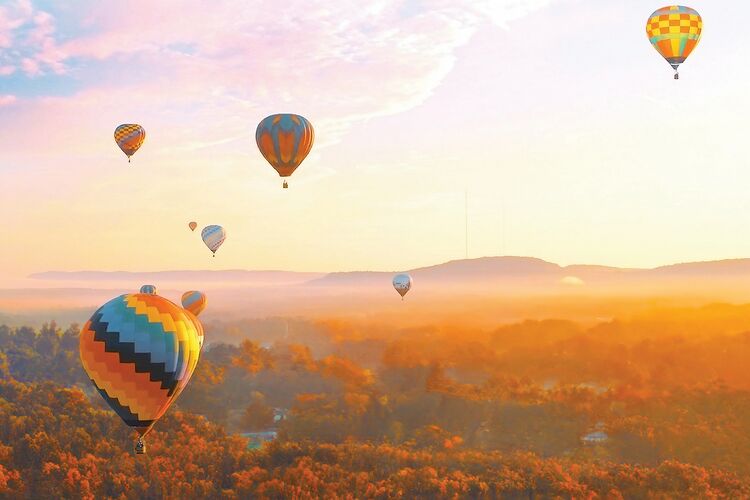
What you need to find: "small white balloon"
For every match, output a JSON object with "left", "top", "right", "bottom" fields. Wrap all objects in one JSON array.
[{"left": 392, "top": 273, "right": 412, "bottom": 300}]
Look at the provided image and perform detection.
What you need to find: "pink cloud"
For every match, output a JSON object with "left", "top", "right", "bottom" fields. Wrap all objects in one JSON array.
[
  {"left": 0, "top": 95, "right": 17, "bottom": 106},
  {"left": 50, "top": 1, "right": 552, "bottom": 140},
  {"left": 0, "top": 1, "right": 65, "bottom": 75},
  {"left": 0, "top": 2, "right": 27, "bottom": 48},
  {"left": 21, "top": 57, "right": 39, "bottom": 75},
  {"left": 1, "top": 1, "right": 555, "bottom": 156}
]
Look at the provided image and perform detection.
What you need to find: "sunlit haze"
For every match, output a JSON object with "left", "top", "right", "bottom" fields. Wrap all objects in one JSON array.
[{"left": 1, "top": 0, "right": 748, "bottom": 287}]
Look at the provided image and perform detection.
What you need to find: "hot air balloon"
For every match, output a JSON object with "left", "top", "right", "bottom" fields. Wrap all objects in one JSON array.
[
  {"left": 182, "top": 290, "right": 207, "bottom": 318},
  {"left": 79, "top": 286, "right": 205, "bottom": 454},
  {"left": 188, "top": 221, "right": 197, "bottom": 232},
  {"left": 201, "top": 225, "right": 226, "bottom": 256},
  {"left": 256, "top": 113, "right": 314, "bottom": 189},
  {"left": 139, "top": 285, "right": 157, "bottom": 294},
  {"left": 114, "top": 124, "right": 146, "bottom": 162},
  {"left": 646, "top": 6, "right": 702, "bottom": 79},
  {"left": 393, "top": 273, "right": 412, "bottom": 300}
]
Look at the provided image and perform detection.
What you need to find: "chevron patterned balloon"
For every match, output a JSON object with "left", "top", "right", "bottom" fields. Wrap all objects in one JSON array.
[{"left": 79, "top": 287, "right": 204, "bottom": 450}]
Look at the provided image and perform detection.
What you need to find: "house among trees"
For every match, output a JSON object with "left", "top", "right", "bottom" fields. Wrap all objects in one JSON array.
[
  {"left": 582, "top": 422, "right": 608, "bottom": 445},
  {"left": 273, "top": 407, "right": 288, "bottom": 423},
  {"left": 241, "top": 431, "right": 278, "bottom": 450}
]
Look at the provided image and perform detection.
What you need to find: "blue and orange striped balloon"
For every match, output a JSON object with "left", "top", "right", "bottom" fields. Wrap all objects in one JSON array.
[
  {"left": 79, "top": 287, "right": 204, "bottom": 447},
  {"left": 256, "top": 114, "right": 314, "bottom": 186},
  {"left": 181, "top": 290, "right": 207, "bottom": 318}
]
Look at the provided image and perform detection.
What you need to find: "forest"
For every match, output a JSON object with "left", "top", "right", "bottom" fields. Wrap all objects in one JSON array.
[{"left": 2, "top": 305, "right": 750, "bottom": 498}]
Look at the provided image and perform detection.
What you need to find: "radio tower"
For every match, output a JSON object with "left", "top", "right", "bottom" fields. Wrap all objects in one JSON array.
[{"left": 464, "top": 189, "right": 468, "bottom": 260}]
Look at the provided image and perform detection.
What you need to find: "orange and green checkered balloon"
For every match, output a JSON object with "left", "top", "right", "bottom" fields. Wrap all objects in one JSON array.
[
  {"left": 79, "top": 287, "right": 204, "bottom": 441},
  {"left": 114, "top": 124, "right": 146, "bottom": 162},
  {"left": 646, "top": 6, "right": 702, "bottom": 77}
]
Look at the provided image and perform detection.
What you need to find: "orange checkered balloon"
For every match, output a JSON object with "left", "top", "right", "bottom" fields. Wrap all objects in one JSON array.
[
  {"left": 646, "top": 6, "right": 702, "bottom": 79},
  {"left": 114, "top": 124, "right": 146, "bottom": 162}
]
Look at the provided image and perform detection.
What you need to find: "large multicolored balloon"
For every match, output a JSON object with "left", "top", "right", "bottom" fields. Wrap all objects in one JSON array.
[
  {"left": 201, "top": 225, "right": 226, "bottom": 256},
  {"left": 393, "top": 274, "right": 412, "bottom": 300},
  {"left": 181, "top": 290, "right": 207, "bottom": 319},
  {"left": 79, "top": 286, "right": 205, "bottom": 454},
  {"left": 188, "top": 221, "right": 197, "bottom": 232},
  {"left": 646, "top": 6, "right": 702, "bottom": 79},
  {"left": 114, "top": 124, "right": 146, "bottom": 162},
  {"left": 256, "top": 114, "right": 314, "bottom": 188}
]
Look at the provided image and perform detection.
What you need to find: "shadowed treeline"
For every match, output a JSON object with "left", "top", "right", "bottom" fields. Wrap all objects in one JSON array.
[
  {"left": 0, "top": 379, "right": 748, "bottom": 498},
  {"left": 2, "top": 301, "right": 750, "bottom": 497}
]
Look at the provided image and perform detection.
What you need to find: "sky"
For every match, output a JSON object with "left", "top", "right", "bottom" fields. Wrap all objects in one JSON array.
[{"left": 1, "top": 0, "right": 749, "bottom": 284}]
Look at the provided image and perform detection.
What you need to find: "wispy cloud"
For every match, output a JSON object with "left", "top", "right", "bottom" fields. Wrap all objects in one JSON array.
[
  {"left": 0, "top": 95, "right": 17, "bottom": 106},
  {"left": 0, "top": 0, "right": 561, "bottom": 278},
  {"left": 1, "top": 1, "right": 556, "bottom": 151},
  {"left": 0, "top": 0, "right": 64, "bottom": 76}
]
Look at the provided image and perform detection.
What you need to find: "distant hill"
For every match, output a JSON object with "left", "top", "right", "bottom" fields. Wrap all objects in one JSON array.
[
  {"left": 307, "top": 257, "right": 563, "bottom": 286},
  {"left": 29, "top": 270, "right": 323, "bottom": 286},
  {"left": 307, "top": 256, "right": 750, "bottom": 288},
  {"left": 8, "top": 256, "right": 750, "bottom": 323},
  {"left": 25, "top": 257, "right": 750, "bottom": 291},
  {"left": 646, "top": 259, "right": 750, "bottom": 277}
]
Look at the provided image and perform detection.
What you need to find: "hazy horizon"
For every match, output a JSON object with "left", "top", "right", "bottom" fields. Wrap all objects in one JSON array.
[
  {"left": 3, "top": 1, "right": 750, "bottom": 284},
  {"left": 4, "top": 2, "right": 750, "bottom": 497}
]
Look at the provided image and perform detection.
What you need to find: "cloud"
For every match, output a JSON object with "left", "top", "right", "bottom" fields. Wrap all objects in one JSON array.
[
  {"left": 472, "top": 0, "right": 553, "bottom": 28},
  {"left": 560, "top": 276, "right": 585, "bottom": 286},
  {"left": 0, "top": 95, "right": 17, "bottom": 106},
  {"left": 0, "top": 0, "right": 64, "bottom": 76},
  {"left": 0, "top": 1, "right": 556, "bottom": 159}
]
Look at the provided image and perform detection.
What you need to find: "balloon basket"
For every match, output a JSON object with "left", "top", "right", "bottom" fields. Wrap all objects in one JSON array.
[
  {"left": 135, "top": 437, "right": 146, "bottom": 455},
  {"left": 283, "top": 180, "right": 288, "bottom": 189}
]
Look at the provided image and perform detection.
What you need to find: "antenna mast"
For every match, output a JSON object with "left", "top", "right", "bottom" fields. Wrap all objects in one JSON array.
[{"left": 464, "top": 189, "right": 468, "bottom": 259}]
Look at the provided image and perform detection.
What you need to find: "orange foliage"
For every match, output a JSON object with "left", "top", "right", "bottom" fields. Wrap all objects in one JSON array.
[{"left": 231, "top": 339, "right": 274, "bottom": 374}]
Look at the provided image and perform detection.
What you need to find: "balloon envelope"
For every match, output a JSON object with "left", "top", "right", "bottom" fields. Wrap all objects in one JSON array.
[
  {"left": 393, "top": 273, "right": 412, "bottom": 298},
  {"left": 201, "top": 225, "right": 226, "bottom": 255},
  {"left": 181, "top": 290, "right": 207, "bottom": 318},
  {"left": 188, "top": 222, "right": 197, "bottom": 231},
  {"left": 646, "top": 6, "right": 702, "bottom": 71},
  {"left": 256, "top": 114, "right": 314, "bottom": 178},
  {"left": 114, "top": 124, "right": 146, "bottom": 159},
  {"left": 79, "top": 287, "right": 203, "bottom": 437},
  {"left": 139, "top": 285, "right": 157, "bottom": 294}
]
